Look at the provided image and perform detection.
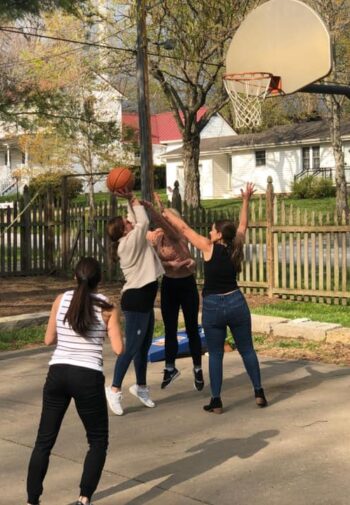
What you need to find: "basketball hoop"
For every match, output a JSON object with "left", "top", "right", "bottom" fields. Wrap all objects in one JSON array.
[{"left": 223, "top": 72, "right": 281, "bottom": 129}]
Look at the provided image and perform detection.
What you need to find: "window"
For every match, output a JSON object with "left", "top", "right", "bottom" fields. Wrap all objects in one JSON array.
[
  {"left": 312, "top": 146, "right": 320, "bottom": 170},
  {"left": 255, "top": 150, "right": 266, "bottom": 166},
  {"left": 302, "top": 146, "right": 320, "bottom": 171},
  {"left": 302, "top": 147, "right": 310, "bottom": 170}
]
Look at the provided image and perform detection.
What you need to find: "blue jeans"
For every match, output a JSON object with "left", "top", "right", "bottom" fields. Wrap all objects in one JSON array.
[
  {"left": 202, "top": 290, "right": 262, "bottom": 398},
  {"left": 112, "top": 310, "right": 154, "bottom": 388}
]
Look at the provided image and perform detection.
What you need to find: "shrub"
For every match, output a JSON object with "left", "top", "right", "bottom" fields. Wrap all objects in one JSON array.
[
  {"left": 291, "top": 175, "right": 314, "bottom": 199},
  {"left": 311, "top": 177, "right": 336, "bottom": 198},
  {"left": 291, "top": 175, "right": 335, "bottom": 199},
  {"left": 28, "top": 172, "right": 83, "bottom": 201}
]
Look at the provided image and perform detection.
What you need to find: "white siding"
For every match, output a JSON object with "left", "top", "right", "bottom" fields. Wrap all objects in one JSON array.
[
  {"left": 321, "top": 145, "right": 334, "bottom": 167},
  {"left": 200, "top": 159, "right": 213, "bottom": 198},
  {"left": 201, "top": 115, "right": 236, "bottom": 138},
  {"left": 153, "top": 143, "right": 167, "bottom": 165},
  {"left": 231, "top": 147, "right": 301, "bottom": 195},
  {"left": 166, "top": 158, "right": 213, "bottom": 199},
  {"left": 212, "top": 155, "right": 231, "bottom": 197}
]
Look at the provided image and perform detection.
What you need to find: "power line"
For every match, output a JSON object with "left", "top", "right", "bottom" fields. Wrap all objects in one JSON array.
[
  {"left": 0, "top": 26, "right": 222, "bottom": 67},
  {"left": 0, "top": 45, "right": 83, "bottom": 70},
  {"left": 0, "top": 26, "right": 136, "bottom": 53}
]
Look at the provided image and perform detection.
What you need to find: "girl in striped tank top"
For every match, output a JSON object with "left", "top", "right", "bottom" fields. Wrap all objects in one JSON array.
[{"left": 26, "top": 257, "right": 123, "bottom": 505}]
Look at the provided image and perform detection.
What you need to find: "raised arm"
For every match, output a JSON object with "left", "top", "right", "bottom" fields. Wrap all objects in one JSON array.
[
  {"left": 162, "top": 208, "right": 212, "bottom": 253},
  {"left": 236, "top": 182, "right": 255, "bottom": 238},
  {"left": 141, "top": 199, "right": 180, "bottom": 241}
]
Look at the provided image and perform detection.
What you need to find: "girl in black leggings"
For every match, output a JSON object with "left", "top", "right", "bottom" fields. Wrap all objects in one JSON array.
[
  {"left": 26, "top": 258, "right": 123, "bottom": 505},
  {"left": 144, "top": 195, "right": 204, "bottom": 391}
]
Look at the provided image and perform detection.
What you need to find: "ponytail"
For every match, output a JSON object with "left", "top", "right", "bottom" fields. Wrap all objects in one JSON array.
[
  {"left": 64, "top": 257, "right": 113, "bottom": 335},
  {"left": 214, "top": 219, "right": 244, "bottom": 273},
  {"left": 230, "top": 234, "right": 244, "bottom": 273}
]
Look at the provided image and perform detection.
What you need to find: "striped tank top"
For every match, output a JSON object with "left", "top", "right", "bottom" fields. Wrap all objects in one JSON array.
[{"left": 49, "top": 290, "right": 108, "bottom": 372}]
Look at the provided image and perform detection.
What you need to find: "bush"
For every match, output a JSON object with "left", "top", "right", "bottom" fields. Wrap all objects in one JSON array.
[
  {"left": 291, "top": 175, "right": 335, "bottom": 199},
  {"left": 311, "top": 177, "right": 336, "bottom": 198},
  {"left": 28, "top": 172, "right": 83, "bottom": 201}
]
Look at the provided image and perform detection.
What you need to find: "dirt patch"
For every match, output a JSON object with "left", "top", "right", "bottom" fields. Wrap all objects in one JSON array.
[
  {"left": 0, "top": 276, "right": 122, "bottom": 318},
  {"left": 0, "top": 276, "right": 278, "bottom": 318},
  {"left": 255, "top": 340, "right": 350, "bottom": 366}
]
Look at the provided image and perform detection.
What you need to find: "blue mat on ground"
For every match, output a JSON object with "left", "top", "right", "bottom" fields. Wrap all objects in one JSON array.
[{"left": 148, "top": 326, "right": 207, "bottom": 362}]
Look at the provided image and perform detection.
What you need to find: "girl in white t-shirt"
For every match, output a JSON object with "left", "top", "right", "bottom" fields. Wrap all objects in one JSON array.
[{"left": 26, "top": 257, "right": 123, "bottom": 505}]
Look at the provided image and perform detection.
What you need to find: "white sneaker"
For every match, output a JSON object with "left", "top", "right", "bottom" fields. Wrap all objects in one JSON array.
[
  {"left": 129, "top": 384, "right": 155, "bottom": 408},
  {"left": 105, "top": 386, "right": 124, "bottom": 415}
]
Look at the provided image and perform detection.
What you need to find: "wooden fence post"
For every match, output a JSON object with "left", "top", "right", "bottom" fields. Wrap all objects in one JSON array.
[
  {"left": 61, "top": 176, "right": 69, "bottom": 272},
  {"left": 20, "top": 185, "right": 31, "bottom": 274},
  {"left": 266, "top": 176, "right": 274, "bottom": 298},
  {"left": 45, "top": 187, "right": 55, "bottom": 272}
]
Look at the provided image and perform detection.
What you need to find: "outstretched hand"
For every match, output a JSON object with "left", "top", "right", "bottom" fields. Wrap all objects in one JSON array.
[
  {"left": 114, "top": 188, "right": 134, "bottom": 200},
  {"left": 139, "top": 199, "right": 153, "bottom": 209},
  {"left": 240, "top": 182, "right": 256, "bottom": 200},
  {"left": 153, "top": 192, "right": 164, "bottom": 211}
]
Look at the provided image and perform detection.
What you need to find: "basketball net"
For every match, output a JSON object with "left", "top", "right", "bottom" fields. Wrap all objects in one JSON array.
[{"left": 224, "top": 72, "right": 276, "bottom": 129}]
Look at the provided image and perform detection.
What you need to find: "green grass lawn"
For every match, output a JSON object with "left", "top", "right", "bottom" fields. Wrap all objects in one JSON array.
[
  {"left": 71, "top": 191, "right": 337, "bottom": 216},
  {"left": 0, "top": 325, "right": 47, "bottom": 351},
  {"left": 252, "top": 300, "right": 350, "bottom": 327},
  {"left": 0, "top": 320, "right": 166, "bottom": 352}
]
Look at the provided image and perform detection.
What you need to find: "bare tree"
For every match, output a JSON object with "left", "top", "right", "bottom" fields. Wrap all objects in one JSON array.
[
  {"left": 144, "top": 0, "right": 258, "bottom": 207},
  {"left": 308, "top": 0, "right": 350, "bottom": 220}
]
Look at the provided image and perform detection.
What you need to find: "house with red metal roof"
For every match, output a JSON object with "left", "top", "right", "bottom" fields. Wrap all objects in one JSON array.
[{"left": 122, "top": 107, "right": 236, "bottom": 197}]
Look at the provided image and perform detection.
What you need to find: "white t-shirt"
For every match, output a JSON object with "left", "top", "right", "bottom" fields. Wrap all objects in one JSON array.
[{"left": 49, "top": 290, "right": 108, "bottom": 372}]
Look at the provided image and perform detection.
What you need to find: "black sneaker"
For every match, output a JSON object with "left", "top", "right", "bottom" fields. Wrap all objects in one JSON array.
[
  {"left": 193, "top": 368, "right": 204, "bottom": 391},
  {"left": 161, "top": 368, "right": 180, "bottom": 389},
  {"left": 203, "top": 397, "right": 223, "bottom": 414},
  {"left": 255, "top": 388, "right": 268, "bottom": 408}
]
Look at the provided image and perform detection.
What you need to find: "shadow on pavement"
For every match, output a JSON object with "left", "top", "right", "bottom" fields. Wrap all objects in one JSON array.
[{"left": 91, "top": 430, "right": 278, "bottom": 504}]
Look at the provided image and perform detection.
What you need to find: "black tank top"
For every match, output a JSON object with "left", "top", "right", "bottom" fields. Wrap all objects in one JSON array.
[{"left": 202, "top": 243, "right": 238, "bottom": 297}]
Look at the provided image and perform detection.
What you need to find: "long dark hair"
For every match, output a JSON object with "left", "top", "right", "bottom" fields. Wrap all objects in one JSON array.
[
  {"left": 64, "top": 257, "right": 113, "bottom": 335},
  {"left": 107, "top": 216, "right": 125, "bottom": 262},
  {"left": 214, "top": 219, "right": 244, "bottom": 273}
]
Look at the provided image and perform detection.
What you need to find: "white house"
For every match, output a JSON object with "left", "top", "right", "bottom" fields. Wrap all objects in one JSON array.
[
  {"left": 0, "top": 79, "right": 125, "bottom": 196},
  {"left": 162, "top": 119, "right": 350, "bottom": 198},
  {"left": 122, "top": 108, "right": 236, "bottom": 197}
]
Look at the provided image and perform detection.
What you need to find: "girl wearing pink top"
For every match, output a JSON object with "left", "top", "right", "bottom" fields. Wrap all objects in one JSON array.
[{"left": 143, "top": 194, "right": 204, "bottom": 391}]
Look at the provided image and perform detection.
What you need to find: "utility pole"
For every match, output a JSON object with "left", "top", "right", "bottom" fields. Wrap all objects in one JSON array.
[{"left": 136, "top": 0, "right": 154, "bottom": 202}]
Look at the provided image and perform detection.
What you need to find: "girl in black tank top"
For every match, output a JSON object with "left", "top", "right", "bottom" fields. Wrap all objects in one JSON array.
[
  {"left": 162, "top": 183, "right": 267, "bottom": 413},
  {"left": 203, "top": 243, "right": 238, "bottom": 296}
]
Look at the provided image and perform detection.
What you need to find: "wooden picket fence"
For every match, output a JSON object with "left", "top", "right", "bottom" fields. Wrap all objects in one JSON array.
[{"left": 1, "top": 179, "right": 350, "bottom": 304}]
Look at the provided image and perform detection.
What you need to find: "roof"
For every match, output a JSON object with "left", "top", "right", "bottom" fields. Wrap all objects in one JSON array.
[
  {"left": 163, "top": 118, "right": 350, "bottom": 158},
  {"left": 122, "top": 107, "right": 208, "bottom": 144}
]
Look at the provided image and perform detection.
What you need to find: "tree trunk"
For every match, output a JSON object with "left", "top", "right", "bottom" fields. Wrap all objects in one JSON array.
[
  {"left": 183, "top": 134, "right": 201, "bottom": 208},
  {"left": 87, "top": 174, "right": 95, "bottom": 221},
  {"left": 327, "top": 95, "right": 349, "bottom": 222}
]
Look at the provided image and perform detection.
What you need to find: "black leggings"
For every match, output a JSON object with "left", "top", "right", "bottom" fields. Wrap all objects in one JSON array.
[
  {"left": 161, "top": 274, "right": 202, "bottom": 367},
  {"left": 27, "top": 364, "right": 108, "bottom": 504}
]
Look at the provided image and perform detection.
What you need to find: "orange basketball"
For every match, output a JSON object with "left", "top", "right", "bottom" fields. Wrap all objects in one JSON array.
[{"left": 106, "top": 166, "right": 134, "bottom": 193}]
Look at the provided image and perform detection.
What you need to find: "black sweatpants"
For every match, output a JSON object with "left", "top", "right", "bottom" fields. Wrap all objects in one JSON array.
[
  {"left": 161, "top": 274, "right": 202, "bottom": 367},
  {"left": 27, "top": 364, "right": 108, "bottom": 504}
]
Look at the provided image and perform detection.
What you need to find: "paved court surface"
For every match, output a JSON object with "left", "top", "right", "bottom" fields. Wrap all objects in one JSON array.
[{"left": 2, "top": 346, "right": 350, "bottom": 505}]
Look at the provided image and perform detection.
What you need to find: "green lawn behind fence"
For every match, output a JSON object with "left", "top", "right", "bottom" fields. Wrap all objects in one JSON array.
[{"left": 253, "top": 300, "right": 350, "bottom": 327}]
